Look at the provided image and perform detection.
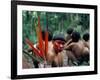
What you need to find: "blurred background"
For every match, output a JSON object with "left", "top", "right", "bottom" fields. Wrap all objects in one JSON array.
[{"left": 22, "top": 11, "right": 89, "bottom": 49}]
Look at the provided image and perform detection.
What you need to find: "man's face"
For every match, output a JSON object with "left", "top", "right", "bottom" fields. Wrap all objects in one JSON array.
[{"left": 53, "top": 40, "right": 65, "bottom": 52}]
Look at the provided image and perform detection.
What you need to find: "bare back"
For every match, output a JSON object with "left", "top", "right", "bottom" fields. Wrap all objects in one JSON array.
[{"left": 71, "top": 40, "right": 84, "bottom": 58}]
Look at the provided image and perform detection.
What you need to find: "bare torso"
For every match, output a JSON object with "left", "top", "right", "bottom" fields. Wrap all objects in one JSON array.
[{"left": 47, "top": 42, "right": 68, "bottom": 67}]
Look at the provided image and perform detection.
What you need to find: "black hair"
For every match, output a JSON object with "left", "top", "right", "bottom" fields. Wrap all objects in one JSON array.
[
  {"left": 83, "top": 33, "right": 89, "bottom": 41},
  {"left": 71, "top": 31, "right": 80, "bottom": 42},
  {"left": 42, "top": 30, "right": 52, "bottom": 41},
  {"left": 66, "top": 28, "right": 74, "bottom": 34},
  {"left": 53, "top": 34, "right": 66, "bottom": 42}
]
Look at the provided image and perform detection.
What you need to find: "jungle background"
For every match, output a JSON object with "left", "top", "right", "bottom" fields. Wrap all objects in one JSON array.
[
  {"left": 22, "top": 11, "right": 89, "bottom": 68},
  {"left": 22, "top": 11, "right": 89, "bottom": 50}
]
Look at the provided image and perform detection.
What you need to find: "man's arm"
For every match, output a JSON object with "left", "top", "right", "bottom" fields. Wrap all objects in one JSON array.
[
  {"left": 64, "top": 42, "right": 74, "bottom": 50},
  {"left": 64, "top": 39, "right": 72, "bottom": 47}
]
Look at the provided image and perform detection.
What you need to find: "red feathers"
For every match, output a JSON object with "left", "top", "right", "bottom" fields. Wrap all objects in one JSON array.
[{"left": 26, "top": 16, "right": 48, "bottom": 61}]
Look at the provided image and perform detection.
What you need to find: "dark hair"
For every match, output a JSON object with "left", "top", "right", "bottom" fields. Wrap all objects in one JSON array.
[
  {"left": 53, "top": 34, "right": 66, "bottom": 42},
  {"left": 83, "top": 33, "right": 89, "bottom": 41},
  {"left": 66, "top": 28, "right": 74, "bottom": 34},
  {"left": 42, "top": 30, "right": 52, "bottom": 41},
  {"left": 71, "top": 31, "right": 80, "bottom": 42}
]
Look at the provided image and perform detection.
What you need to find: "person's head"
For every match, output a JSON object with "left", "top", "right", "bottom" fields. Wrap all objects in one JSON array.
[
  {"left": 71, "top": 31, "right": 81, "bottom": 42},
  {"left": 66, "top": 28, "right": 74, "bottom": 35},
  {"left": 42, "top": 30, "right": 52, "bottom": 41},
  {"left": 52, "top": 34, "right": 65, "bottom": 53},
  {"left": 83, "top": 33, "right": 89, "bottom": 41}
]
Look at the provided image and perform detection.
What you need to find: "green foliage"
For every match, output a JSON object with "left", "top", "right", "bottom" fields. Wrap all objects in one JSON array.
[{"left": 22, "top": 11, "right": 89, "bottom": 49}]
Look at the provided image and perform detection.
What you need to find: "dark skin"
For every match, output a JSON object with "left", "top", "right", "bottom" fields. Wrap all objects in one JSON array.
[
  {"left": 83, "top": 40, "right": 90, "bottom": 49},
  {"left": 64, "top": 32, "right": 89, "bottom": 65},
  {"left": 47, "top": 40, "right": 66, "bottom": 67},
  {"left": 53, "top": 40, "right": 65, "bottom": 53},
  {"left": 82, "top": 40, "right": 89, "bottom": 62},
  {"left": 64, "top": 37, "right": 78, "bottom": 65},
  {"left": 65, "top": 40, "right": 85, "bottom": 59},
  {"left": 82, "top": 33, "right": 90, "bottom": 62},
  {"left": 65, "top": 40, "right": 89, "bottom": 64}
]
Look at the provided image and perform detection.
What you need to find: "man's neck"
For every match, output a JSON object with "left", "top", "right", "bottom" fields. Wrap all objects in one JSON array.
[{"left": 53, "top": 48, "right": 59, "bottom": 55}]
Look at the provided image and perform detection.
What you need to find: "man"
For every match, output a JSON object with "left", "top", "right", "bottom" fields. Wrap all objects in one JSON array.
[
  {"left": 82, "top": 33, "right": 90, "bottom": 63},
  {"left": 65, "top": 28, "right": 74, "bottom": 42},
  {"left": 46, "top": 33, "right": 68, "bottom": 67},
  {"left": 64, "top": 31, "right": 89, "bottom": 65},
  {"left": 83, "top": 33, "right": 90, "bottom": 49}
]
